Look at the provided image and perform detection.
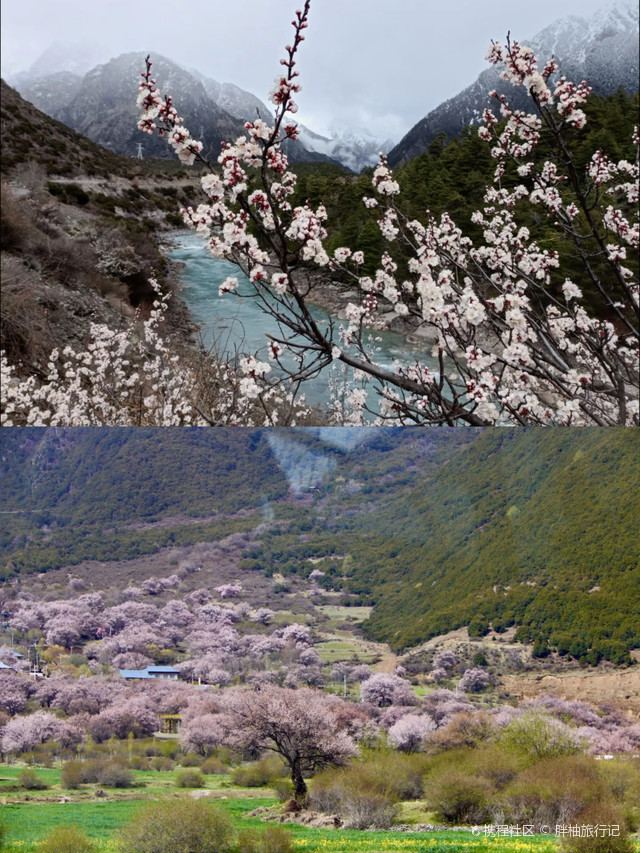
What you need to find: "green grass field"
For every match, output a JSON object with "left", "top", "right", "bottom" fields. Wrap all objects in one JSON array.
[
  {"left": 2, "top": 797, "right": 563, "bottom": 852},
  {"left": 2, "top": 766, "right": 638, "bottom": 853},
  {"left": 316, "top": 606, "right": 373, "bottom": 625}
]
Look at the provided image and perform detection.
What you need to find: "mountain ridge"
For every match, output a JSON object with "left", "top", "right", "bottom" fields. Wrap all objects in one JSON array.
[{"left": 387, "top": 1, "right": 639, "bottom": 167}]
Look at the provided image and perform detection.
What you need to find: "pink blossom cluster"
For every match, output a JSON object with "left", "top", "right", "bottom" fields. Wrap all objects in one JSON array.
[{"left": 137, "top": 58, "right": 203, "bottom": 165}]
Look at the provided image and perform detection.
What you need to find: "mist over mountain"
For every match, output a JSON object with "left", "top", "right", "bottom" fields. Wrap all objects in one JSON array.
[
  {"left": 10, "top": 40, "right": 111, "bottom": 83},
  {"left": 297, "top": 125, "right": 395, "bottom": 174},
  {"left": 388, "top": 1, "right": 639, "bottom": 166}
]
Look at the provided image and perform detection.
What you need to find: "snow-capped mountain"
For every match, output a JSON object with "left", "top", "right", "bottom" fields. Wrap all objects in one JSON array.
[
  {"left": 7, "top": 44, "right": 388, "bottom": 172},
  {"left": 387, "top": 1, "right": 639, "bottom": 167},
  {"left": 193, "top": 72, "right": 275, "bottom": 125},
  {"left": 297, "top": 126, "right": 395, "bottom": 173},
  {"left": 195, "top": 71, "right": 392, "bottom": 171},
  {"left": 53, "top": 53, "right": 245, "bottom": 161},
  {"left": 7, "top": 49, "right": 339, "bottom": 166}
]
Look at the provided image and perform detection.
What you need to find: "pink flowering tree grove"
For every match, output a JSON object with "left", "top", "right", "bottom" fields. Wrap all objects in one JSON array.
[{"left": 136, "top": 2, "right": 638, "bottom": 426}]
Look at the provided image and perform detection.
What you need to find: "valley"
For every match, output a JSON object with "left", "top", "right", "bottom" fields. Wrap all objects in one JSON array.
[{"left": 1, "top": 427, "right": 640, "bottom": 852}]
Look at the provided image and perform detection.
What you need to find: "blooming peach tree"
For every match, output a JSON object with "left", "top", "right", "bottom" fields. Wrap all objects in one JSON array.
[
  {"left": 137, "top": 2, "right": 638, "bottom": 426},
  {"left": 1, "top": 281, "right": 309, "bottom": 426},
  {"left": 221, "top": 685, "right": 356, "bottom": 800}
]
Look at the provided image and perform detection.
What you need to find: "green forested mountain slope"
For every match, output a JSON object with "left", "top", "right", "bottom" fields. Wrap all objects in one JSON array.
[
  {"left": 354, "top": 429, "right": 639, "bottom": 660},
  {"left": 1, "top": 428, "right": 637, "bottom": 663},
  {"left": 0, "top": 429, "right": 288, "bottom": 576},
  {"left": 0, "top": 428, "right": 288, "bottom": 519},
  {"left": 0, "top": 428, "right": 471, "bottom": 577}
]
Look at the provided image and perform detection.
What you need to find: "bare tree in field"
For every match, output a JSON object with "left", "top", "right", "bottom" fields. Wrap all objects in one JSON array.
[{"left": 222, "top": 685, "right": 355, "bottom": 800}]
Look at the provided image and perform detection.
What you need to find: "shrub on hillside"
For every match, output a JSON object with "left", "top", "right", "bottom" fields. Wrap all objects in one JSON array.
[
  {"left": 598, "top": 759, "right": 640, "bottom": 830},
  {"left": 502, "top": 756, "right": 609, "bottom": 829},
  {"left": 341, "top": 791, "right": 399, "bottom": 829},
  {"left": 309, "top": 760, "right": 402, "bottom": 828},
  {"left": 149, "top": 757, "right": 175, "bottom": 772},
  {"left": 429, "top": 711, "right": 494, "bottom": 752},
  {"left": 116, "top": 796, "right": 234, "bottom": 853},
  {"left": 34, "top": 824, "right": 97, "bottom": 853},
  {"left": 423, "top": 770, "right": 492, "bottom": 824},
  {"left": 500, "top": 710, "right": 585, "bottom": 761},
  {"left": 560, "top": 803, "right": 635, "bottom": 853},
  {"left": 200, "top": 757, "right": 228, "bottom": 775},
  {"left": 77, "top": 759, "right": 107, "bottom": 784},
  {"left": 180, "top": 751, "right": 204, "bottom": 767},
  {"left": 271, "top": 777, "right": 294, "bottom": 802},
  {"left": 231, "top": 756, "right": 288, "bottom": 788}
]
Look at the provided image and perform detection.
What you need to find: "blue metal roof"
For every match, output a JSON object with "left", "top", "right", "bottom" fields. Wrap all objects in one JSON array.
[
  {"left": 119, "top": 669, "right": 154, "bottom": 679},
  {"left": 0, "top": 647, "right": 24, "bottom": 657}
]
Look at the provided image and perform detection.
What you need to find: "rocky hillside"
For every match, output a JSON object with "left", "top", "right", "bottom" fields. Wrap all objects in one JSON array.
[
  {"left": 388, "top": 1, "right": 639, "bottom": 166},
  {"left": 0, "top": 80, "right": 201, "bottom": 381}
]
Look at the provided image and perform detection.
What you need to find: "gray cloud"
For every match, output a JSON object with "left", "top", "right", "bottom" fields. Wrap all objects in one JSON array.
[{"left": 1, "top": 0, "right": 617, "bottom": 139}]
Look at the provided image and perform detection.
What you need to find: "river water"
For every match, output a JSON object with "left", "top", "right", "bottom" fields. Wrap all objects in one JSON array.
[{"left": 168, "top": 234, "right": 432, "bottom": 417}]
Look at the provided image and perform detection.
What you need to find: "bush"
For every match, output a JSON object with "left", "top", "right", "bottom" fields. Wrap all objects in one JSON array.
[
  {"left": 423, "top": 771, "right": 491, "bottom": 824},
  {"left": 271, "top": 777, "right": 294, "bottom": 802},
  {"left": 159, "top": 740, "right": 180, "bottom": 759},
  {"left": 35, "top": 824, "right": 97, "bottom": 853},
  {"left": 560, "top": 803, "right": 635, "bottom": 853},
  {"left": 231, "top": 756, "right": 287, "bottom": 788},
  {"left": 429, "top": 712, "right": 494, "bottom": 752},
  {"left": 341, "top": 791, "right": 399, "bottom": 829},
  {"left": 17, "top": 769, "right": 48, "bottom": 790},
  {"left": 61, "top": 760, "right": 85, "bottom": 789},
  {"left": 175, "top": 769, "right": 205, "bottom": 788},
  {"left": 309, "top": 759, "right": 403, "bottom": 829},
  {"left": 598, "top": 759, "right": 640, "bottom": 831},
  {"left": 150, "top": 757, "right": 175, "bottom": 772},
  {"left": 500, "top": 710, "right": 585, "bottom": 761},
  {"left": 98, "top": 762, "right": 134, "bottom": 788},
  {"left": 116, "top": 796, "right": 234, "bottom": 853},
  {"left": 236, "top": 825, "right": 295, "bottom": 853},
  {"left": 78, "top": 759, "right": 106, "bottom": 784},
  {"left": 200, "top": 757, "right": 228, "bottom": 775},
  {"left": 502, "top": 756, "right": 608, "bottom": 829},
  {"left": 180, "top": 751, "right": 204, "bottom": 767}
]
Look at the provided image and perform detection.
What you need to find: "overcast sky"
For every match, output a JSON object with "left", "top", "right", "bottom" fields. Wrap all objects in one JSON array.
[{"left": 1, "top": 0, "right": 617, "bottom": 140}]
